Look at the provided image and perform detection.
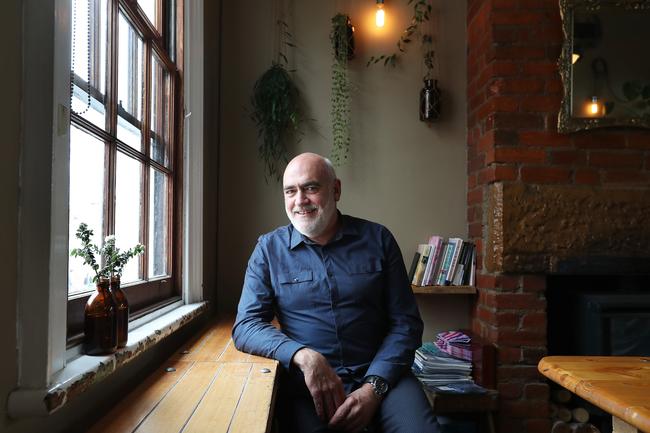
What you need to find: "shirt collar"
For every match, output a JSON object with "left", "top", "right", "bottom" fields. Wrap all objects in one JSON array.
[{"left": 288, "top": 212, "right": 358, "bottom": 249}]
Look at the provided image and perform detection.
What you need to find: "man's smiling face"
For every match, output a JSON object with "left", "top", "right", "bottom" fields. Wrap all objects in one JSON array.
[{"left": 283, "top": 154, "right": 341, "bottom": 244}]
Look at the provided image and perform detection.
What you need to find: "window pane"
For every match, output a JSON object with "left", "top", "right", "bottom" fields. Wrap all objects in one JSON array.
[
  {"left": 115, "top": 152, "right": 144, "bottom": 283},
  {"left": 138, "top": 0, "right": 161, "bottom": 31},
  {"left": 117, "top": 13, "right": 144, "bottom": 151},
  {"left": 148, "top": 168, "right": 168, "bottom": 277},
  {"left": 71, "top": 0, "right": 108, "bottom": 130},
  {"left": 68, "top": 126, "right": 106, "bottom": 296},
  {"left": 150, "top": 55, "right": 171, "bottom": 166}
]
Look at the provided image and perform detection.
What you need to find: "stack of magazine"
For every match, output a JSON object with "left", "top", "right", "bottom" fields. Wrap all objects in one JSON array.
[{"left": 412, "top": 342, "right": 473, "bottom": 388}]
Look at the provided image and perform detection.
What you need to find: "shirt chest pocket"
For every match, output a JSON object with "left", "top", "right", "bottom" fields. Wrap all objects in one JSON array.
[
  {"left": 340, "top": 260, "right": 384, "bottom": 302},
  {"left": 276, "top": 270, "right": 317, "bottom": 310}
]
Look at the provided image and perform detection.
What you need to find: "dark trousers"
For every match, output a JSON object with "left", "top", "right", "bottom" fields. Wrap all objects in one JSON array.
[{"left": 276, "top": 371, "right": 439, "bottom": 433}]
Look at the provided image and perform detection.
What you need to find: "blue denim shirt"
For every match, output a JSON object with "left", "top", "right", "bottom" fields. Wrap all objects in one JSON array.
[{"left": 232, "top": 214, "right": 423, "bottom": 387}]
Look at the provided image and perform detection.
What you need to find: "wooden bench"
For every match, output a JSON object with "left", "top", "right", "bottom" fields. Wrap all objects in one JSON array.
[{"left": 88, "top": 317, "right": 278, "bottom": 433}]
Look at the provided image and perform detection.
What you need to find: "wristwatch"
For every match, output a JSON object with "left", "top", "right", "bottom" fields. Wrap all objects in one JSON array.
[{"left": 364, "top": 375, "right": 389, "bottom": 397}]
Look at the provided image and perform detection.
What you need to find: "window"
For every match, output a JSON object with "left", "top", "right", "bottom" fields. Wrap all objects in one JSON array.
[{"left": 67, "top": 0, "right": 181, "bottom": 344}]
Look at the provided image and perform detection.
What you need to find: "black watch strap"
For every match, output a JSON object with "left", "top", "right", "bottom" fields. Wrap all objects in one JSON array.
[{"left": 363, "top": 375, "right": 389, "bottom": 397}]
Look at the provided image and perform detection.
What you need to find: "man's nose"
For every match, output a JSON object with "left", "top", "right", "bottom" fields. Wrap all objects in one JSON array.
[{"left": 296, "top": 189, "right": 309, "bottom": 204}]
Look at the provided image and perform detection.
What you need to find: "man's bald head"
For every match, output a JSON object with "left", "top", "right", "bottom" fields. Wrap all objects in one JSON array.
[{"left": 283, "top": 153, "right": 337, "bottom": 187}]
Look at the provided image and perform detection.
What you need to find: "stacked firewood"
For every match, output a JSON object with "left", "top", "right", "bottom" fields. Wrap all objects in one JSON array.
[{"left": 550, "top": 389, "right": 601, "bottom": 433}]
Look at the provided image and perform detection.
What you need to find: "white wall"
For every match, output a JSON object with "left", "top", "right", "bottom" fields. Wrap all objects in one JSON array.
[{"left": 218, "top": 0, "right": 470, "bottom": 341}]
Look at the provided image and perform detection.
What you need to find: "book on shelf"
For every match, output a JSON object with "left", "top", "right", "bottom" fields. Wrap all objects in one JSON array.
[
  {"left": 411, "top": 244, "right": 432, "bottom": 286},
  {"left": 410, "top": 235, "right": 477, "bottom": 288},
  {"left": 444, "top": 238, "right": 464, "bottom": 285},
  {"left": 421, "top": 236, "right": 444, "bottom": 286},
  {"left": 407, "top": 251, "right": 421, "bottom": 283}
]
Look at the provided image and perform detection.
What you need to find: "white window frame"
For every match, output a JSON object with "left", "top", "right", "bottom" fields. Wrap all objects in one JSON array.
[{"left": 9, "top": 0, "right": 204, "bottom": 416}]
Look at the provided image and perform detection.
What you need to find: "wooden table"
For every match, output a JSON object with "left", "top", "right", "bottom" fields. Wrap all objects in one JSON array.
[
  {"left": 89, "top": 317, "right": 279, "bottom": 433},
  {"left": 538, "top": 356, "right": 650, "bottom": 433}
]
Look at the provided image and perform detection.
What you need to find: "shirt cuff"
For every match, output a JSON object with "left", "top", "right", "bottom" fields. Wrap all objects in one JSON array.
[
  {"left": 365, "top": 361, "right": 405, "bottom": 388},
  {"left": 274, "top": 340, "right": 305, "bottom": 370}
]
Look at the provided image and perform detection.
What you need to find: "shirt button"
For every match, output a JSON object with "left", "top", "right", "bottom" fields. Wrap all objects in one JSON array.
[{"left": 293, "top": 278, "right": 299, "bottom": 282}]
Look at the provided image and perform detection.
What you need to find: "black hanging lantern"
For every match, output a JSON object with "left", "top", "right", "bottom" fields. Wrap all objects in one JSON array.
[{"left": 420, "top": 78, "right": 441, "bottom": 122}]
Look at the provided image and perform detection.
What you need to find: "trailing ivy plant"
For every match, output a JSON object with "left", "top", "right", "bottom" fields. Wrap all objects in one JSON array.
[
  {"left": 367, "top": 0, "right": 433, "bottom": 68},
  {"left": 330, "top": 13, "right": 354, "bottom": 166},
  {"left": 250, "top": 20, "right": 302, "bottom": 182}
]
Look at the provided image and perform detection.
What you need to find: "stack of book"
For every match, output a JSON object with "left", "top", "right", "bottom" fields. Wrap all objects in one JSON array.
[
  {"left": 412, "top": 342, "right": 473, "bottom": 388},
  {"left": 408, "top": 236, "right": 476, "bottom": 286},
  {"left": 435, "top": 331, "right": 472, "bottom": 362}
]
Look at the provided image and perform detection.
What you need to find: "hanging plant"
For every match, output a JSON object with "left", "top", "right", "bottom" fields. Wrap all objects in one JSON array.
[
  {"left": 330, "top": 13, "right": 355, "bottom": 166},
  {"left": 250, "top": 20, "right": 303, "bottom": 182},
  {"left": 367, "top": 0, "right": 433, "bottom": 68}
]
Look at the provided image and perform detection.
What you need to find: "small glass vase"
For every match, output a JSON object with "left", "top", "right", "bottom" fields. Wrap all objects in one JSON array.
[
  {"left": 420, "top": 78, "right": 441, "bottom": 122},
  {"left": 84, "top": 277, "right": 117, "bottom": 355},
  {"left": 110, "top": 276, "right": 129, "bottom": 348}
]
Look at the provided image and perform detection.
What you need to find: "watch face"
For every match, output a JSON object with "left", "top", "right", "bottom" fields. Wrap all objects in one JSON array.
[{"left": 366, "top": 376, "right": 388, "bottom": 395}]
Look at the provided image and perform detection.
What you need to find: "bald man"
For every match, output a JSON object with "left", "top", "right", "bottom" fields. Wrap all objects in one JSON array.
[{"left": 233, "top": 153, "right": 438, "bottom": 432}]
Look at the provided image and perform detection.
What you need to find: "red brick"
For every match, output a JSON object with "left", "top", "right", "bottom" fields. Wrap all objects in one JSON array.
[
  {"left": 522, "top": 275, "right": 546, "bottom": 292},
  {"left": 476, "top": 305, "right": 497, "bottom": 324},
  {"left": 490, "top": 61, "right": 520, "bottom": 77},
  {"left": 499, "top": 419, "right": 523, "bottom": 433},
  {"left": 524, "top": 383, "right": 550, "bottom": 400},
  {"left": 495, "top": 293, "right": 545, "bottom": 310},
  {"left": 492, "top": 26, "right": 518, "bottom": 43},
  {"left": 521, "top": 95, "right": 562, "bottom": 112},
  {"left": 468, "top": 187, "right": 483, "bottom": 206},
  {"left": 575, "top": 133, "right": 626, "bottom": 149},
  {"left": 627, "top": 133, "right": 650, "bottom": 149},
  {"left": 497, "top": 329, "right": 546, "bottom": 346},
  {"left": 522, "top": 347, "right": 548, "bottom": 364},
  {"left": 499, "top": 346, "right": 524, "bottom": 364},
  {"left": 497, "top": 312, "right": 521, "bottom": 328},
  {"left": 546, "top": 77, "right": 563, "bottom": 94},
  {"left": 498, "top": 365, "right": 544, "bottom": 382},
  {"left": 477, "top": 274, "right": 498, "bottom": 289},
  {"left": 488, "top": 148, "right": 547, "bottom": 164},
  {"left": 520, "top": 166, "right": 571, "bottom": 183},
  {"left": 590, "top": 152, "right": 643, "bottom": 169},
  {"left": 575, "top": 168, "right": 600, "bottom": 185},
  {"left": 485, "top": 113, "right": 544, "bottom": 130},
  {"left": 469, "top": 221, "right": 483, "bottom": 238},
  {"left": 479, "top": 165, "right": 518, "bottom": 183},
  {"left": 477, "top": 96, "right": 520, "bottom": 120},
  {"left": 550, "top": 150, "right": 586, "bottom": 166},
  {"left": 497, "top": 275, "right": 521, "bottom": 290},
  {"left": 489, "top": 78, "right": 545, "bottom": 95},
  {"left": 467, "top": 205, "right": 482, "bottom": 224},
  {"left": 522, "top": 312, "right": 546, "bottom": 329},
  {"left": 603, "top": 170, "right": 650, "bottom": 184},
  {"left": 519, "top": 131, "right": 571, "bottom": 147},
  {"left": 523, "top": 61, "right": 558, "bottom": 76},
  {"left": 489, "top": 46, "right": 547, "bottom": 61},
  {"left": 498, "top": 382, "right": 523, "bottom": 400}
]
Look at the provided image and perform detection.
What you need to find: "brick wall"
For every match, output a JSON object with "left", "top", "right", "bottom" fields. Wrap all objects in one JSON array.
[{"left": 466, "top": 1, "right": 650, "bottom": 432}]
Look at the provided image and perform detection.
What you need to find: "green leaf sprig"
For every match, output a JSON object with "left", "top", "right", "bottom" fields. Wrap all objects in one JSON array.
[
  {"left": 70, "top": 223, "right": 145, "bottom": 283},
  {"left": 330, "top": 13, "right": 354, "bottom": 166},
  {"left": 367, "top": 0, "right": 433, "bottom": 68}
]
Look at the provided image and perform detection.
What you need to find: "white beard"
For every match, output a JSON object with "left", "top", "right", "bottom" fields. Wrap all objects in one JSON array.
[{"left": 288, "top": 200, "right": 337, "bottom": 240}]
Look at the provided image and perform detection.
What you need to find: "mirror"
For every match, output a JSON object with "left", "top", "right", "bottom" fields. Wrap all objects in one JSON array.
[{"left": 558, "top": 0, "right": 650, "bottom": 132}]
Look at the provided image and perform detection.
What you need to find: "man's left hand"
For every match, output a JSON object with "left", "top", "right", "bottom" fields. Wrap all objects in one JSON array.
[{"left": 327, "top": 383, "right": 381, "bottom": 432}]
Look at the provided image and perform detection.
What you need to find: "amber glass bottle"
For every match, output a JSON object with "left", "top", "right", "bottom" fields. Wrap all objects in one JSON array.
[
  {"left": 110, "top": 276, "right": 129, "bottom": 348},
  {"left": 84, "top": 277, "right": 117, "bottom": 355}
]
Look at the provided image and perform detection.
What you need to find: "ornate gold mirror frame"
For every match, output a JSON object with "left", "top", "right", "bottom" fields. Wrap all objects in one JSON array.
[{"left": 558, "top": 0, "right": 650, "bottom": 133}]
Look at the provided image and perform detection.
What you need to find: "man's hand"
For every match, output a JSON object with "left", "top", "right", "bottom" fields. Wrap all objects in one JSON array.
[
  {"left": 292, "top": 348, "right": 346, "bottom": 421},
  {"left": 328, "top": 384, "right": 381, "bottom": 432}
]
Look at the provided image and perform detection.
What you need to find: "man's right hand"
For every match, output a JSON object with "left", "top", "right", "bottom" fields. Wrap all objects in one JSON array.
[{"left": 292, "top": 347, "right": 346, "bottom": 422}]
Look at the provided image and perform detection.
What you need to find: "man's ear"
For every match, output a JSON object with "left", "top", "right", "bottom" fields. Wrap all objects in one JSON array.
[{"left": 333, "top": 179, "right": 341, "bottom": 201}]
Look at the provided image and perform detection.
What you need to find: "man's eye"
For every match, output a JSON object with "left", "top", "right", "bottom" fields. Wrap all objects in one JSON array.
[
  {"left": 284, "top": 189, "right": 295, "bottom": 196},
  {"left": 306, "top": 186, "right": 318, "bottom": 192}
]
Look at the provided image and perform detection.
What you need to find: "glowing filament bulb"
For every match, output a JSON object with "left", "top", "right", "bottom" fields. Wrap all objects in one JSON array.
[
  {"left": 589, "top": 96, "right": 601, "bottom": 116},
  {"left": 376, "top": 1, "right": 385, "bottom": 27}
]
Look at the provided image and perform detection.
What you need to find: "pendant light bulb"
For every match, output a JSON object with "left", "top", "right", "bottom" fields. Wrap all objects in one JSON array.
[
  {"left": 587, "top": 96, "right": 604, "bottom": 117},
  {"left": 376, "top": 0, "right": 385, "bottom": 27}
]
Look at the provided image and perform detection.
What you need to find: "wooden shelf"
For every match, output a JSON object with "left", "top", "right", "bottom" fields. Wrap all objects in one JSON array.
[{"left": 411, "top": 285, "right": 477, "bottom": 295}]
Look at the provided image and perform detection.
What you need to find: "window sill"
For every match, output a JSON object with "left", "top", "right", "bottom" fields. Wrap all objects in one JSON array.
[{"left": 8, "top": 302, "right": 209, "bottom": 418}]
